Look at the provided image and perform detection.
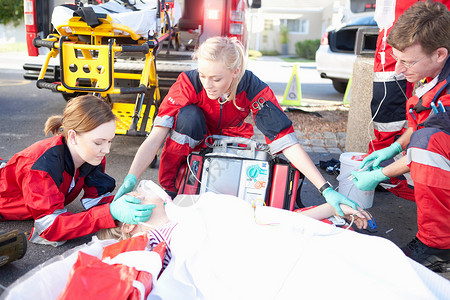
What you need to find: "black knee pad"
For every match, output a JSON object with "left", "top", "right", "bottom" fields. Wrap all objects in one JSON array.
[{"left": 175, "top": 105, "right": 207, "bottom": 140}]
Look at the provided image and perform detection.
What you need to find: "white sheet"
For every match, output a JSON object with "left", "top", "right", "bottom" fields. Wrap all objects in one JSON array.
[
  {"left": 51, "top": 0, "right": 182, "bottom": 37},
  {"left": 3, "top": 193, "right": 449, "bottom": 300},
  {"left": 150, "top": 193, "right": 450, "bottom": 300}
]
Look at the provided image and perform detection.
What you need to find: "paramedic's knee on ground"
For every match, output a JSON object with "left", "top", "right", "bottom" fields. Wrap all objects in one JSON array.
[{"left": 159, "top": 105, "right": 208, "bottom": 192}]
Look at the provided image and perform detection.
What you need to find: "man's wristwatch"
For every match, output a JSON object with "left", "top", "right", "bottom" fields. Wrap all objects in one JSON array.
[{"left": 319, "top": 181, "right": 333, "bottom": 195}]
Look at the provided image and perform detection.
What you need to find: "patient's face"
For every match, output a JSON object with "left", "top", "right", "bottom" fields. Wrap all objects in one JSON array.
[
  {"left": 126, "top": 189, "right": 167, "bottom": 232},
  {"left": 128, "top": 190, "right": 163, "bottom": 206}
]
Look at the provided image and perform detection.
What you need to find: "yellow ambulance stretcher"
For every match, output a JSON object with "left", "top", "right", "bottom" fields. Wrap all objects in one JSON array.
[{"left": 33, "top": 0, "right": 181, "bottom": 136}]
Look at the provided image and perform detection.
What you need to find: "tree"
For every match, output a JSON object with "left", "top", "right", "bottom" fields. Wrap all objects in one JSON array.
[
  {"left": 279, "top": 25, "right": 289, "bottom": 44},
  {"left": 0, "top": 0, "right": 23, "bottom": 26},
  {"left": 280, "top": 25, "right": 289, "bottom": 55}
]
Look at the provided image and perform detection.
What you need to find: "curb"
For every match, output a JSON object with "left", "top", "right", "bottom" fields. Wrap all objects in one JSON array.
[{"left": 253, "top": 128, "right": 345, "bottom": 154}]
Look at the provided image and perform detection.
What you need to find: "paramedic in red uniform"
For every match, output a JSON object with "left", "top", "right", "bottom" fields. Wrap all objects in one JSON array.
[
  {"left": 352, "top": 1, "right": 450, "bottom": 271},
  {"left": 0, "top": 95, "right": 155, "bottom": 246},
  {"left": 115, "top": 36, "right": 359, "bottom": 217},
  {"left": 368, "top": 0, "right": 450, "bottom": 201}
]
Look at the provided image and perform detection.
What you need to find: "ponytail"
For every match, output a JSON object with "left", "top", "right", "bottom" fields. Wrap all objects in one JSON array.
[
  {"left": 228, "top": 38, "right": 246, "bottom": 107},
  {"left": 44, "top": 115, "right": 63, "bottom": 136}
]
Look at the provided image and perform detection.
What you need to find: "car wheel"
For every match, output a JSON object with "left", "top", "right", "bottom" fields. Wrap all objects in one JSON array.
[{"left": 332, "top": 80, "right": 348, "bottom": 94}]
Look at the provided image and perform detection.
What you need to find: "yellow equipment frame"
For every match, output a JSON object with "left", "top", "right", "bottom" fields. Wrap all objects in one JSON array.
[{"left": 35, "top": 9, "right": 175, "bottom": 136}]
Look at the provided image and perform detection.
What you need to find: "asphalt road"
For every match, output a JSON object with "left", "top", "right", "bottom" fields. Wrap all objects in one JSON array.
[{"left": 0, "top": 55, "right": 448, "bottom": 294}]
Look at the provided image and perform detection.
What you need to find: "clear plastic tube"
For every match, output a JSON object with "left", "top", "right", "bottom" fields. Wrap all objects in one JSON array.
[{"left": 345, "top": 160, "right": 375, "bottom": 182}]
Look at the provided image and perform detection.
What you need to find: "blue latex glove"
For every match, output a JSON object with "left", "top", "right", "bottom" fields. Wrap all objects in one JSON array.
[
  {"left": 360, "top": 142, "right": 402, "bottom": 169},
  {"left": 351, "top": 168, "right": 389, "bottom": 191},
  {"left": 114, "top": 174, "right": 137, "bottom": 201},
  {"left": 322, "top": 187, "right": 359, "bottom": 216},
  {"left": 110, "top": 195, "right": 156, "bottom": 224}
]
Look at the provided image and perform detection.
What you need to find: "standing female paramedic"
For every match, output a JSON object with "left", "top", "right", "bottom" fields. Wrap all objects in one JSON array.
[
  {"left": 115, "top": 36, "right": 359, "bottom": 216},
  {"left": 0, "top": 95, "right": 155, "bottom": 246}
]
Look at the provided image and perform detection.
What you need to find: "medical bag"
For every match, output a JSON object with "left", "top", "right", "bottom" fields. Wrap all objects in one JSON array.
[
  {"left": 177, "top": 153, "right": 204, "bottom": 195},
  {"left": 268, "top": 158, "right": 305, "bottom": 210},
  {"left": 176, "top": 136, "right": 305, "bottom": 210}
]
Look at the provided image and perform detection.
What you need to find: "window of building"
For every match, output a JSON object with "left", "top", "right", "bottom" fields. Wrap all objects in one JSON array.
[
  {"left": 281, "top": 18, "right": 309, "bottom": 34},
  {"left": 264, "top": 19, "right": 274, "bottom": 31}
]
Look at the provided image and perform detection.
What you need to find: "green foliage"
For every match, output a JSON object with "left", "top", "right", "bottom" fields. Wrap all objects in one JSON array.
[
  {"left": 0, "top": 0, "right": 23, "bottom": 26},
  {"left": 280, "top": 56, "right": 311, "bottom": 63},
  {"left": 0, "top": 42, "right": 27, "bottom": 52},
  {"left": 294, "top": 39, "right": 320, "bottom": 61},
  {"left": 279, "top": 25, "right": 289, "bottom": 44},
  {"left": 248, "top": 49, "right": 262, "bottom": 58},
  {"left": 260, "top": 50, "right": 279, "bottom": 56}
]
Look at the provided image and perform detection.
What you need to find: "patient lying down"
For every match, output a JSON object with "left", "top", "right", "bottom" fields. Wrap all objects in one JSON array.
[{"left": 97, "top": 180, "right": 370, "bottom": 267}]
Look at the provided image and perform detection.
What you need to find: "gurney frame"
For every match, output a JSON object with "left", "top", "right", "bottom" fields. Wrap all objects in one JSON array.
[{"left": 33, "top": 3, "right": 178, "bottom": 136}]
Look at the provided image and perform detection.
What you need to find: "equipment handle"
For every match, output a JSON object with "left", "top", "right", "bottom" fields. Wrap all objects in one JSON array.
[
  {"left": 121, "top": 44, "right": 150, "bottom": 53},
  {"left": 205, "top": 135, "right": 255, "bottom": 147},
  {"left": 36, "top": 79, "right": 59, "bottom": 92},
  {"left": 120, "top": 85, "right": 147, "bottom": 94},
  {"left": 205, "top": 135, "right": 270, "bottom": 152},
  {"left": 33, "top": 37, "right": 55, "bottom": 49}
]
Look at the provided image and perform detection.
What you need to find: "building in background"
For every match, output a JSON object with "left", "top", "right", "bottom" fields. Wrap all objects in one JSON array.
[
  {"left": 1, "top": 0, "right": 376, "bottom": 56},
  {"left": 248, "top": 0, "right": 375, "bottom": 56}
]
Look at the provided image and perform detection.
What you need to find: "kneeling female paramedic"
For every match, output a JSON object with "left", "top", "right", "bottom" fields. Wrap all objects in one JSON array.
[
  {"left": 116, "top": 36, "right": 358, "bottom": 216},
  {"left": 0, "top": 95, "right": 155, "bottom": 246}
]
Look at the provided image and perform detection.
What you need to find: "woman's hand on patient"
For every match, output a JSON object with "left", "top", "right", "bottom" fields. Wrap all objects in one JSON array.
[
  {"left": 110, "top": 194, "right": 156, "bottom": 224},
  {"left": 339, "top": 205, "right": 371, "bottom": 230},
  {"left": 322, "top": 187, "right": 359, "bottom": 216},
  {"left": 114, "top": 174, "right": 137, "bottom": 200}
]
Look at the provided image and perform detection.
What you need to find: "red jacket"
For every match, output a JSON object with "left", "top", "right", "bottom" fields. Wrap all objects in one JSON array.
[
  {"left": 0, "top": 135, "right": 116, "bottom": 242},
  {"left": 404, "top": 62, "right": 450, "bottom": 248},
  {"left": 406, "top": 58, "right": 450, "bottom": 130},
  {"left": 369, "top": 0, "right": 450, "bottom": 152},
  {"left": 155, "top": 70, "right": 297, "bottom": 154}
]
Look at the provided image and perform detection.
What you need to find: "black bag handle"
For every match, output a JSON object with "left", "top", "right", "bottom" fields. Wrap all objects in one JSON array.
[{"left": 73, "top": 7, "right": 106, "bottom": 28}]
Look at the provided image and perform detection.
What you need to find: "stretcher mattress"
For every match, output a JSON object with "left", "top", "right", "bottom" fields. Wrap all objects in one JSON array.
[
  {"left": 51, "top": 0, "right": 182, "bottom": 37},
  {"left": 2, "top": 193, "right": 449, "bottom": 300},
  {"left": 151, "top": 193, "right": 450, "bottom": 300}
]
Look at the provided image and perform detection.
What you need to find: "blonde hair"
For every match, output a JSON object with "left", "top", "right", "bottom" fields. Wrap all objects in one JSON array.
[
  {"left": 44, "top": 95, "right": 116, "bottom": 137},
  {"left": 97, "top": 222, "right": 131, "bottom": 241},
  {"left": 193, "top": 36, "right": 246, "bottom": 108}
]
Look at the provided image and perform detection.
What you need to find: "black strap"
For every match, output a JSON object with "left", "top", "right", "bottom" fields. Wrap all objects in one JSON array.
[
  {"left": 73, "top": 7, "right": 106, "bottom": 28},
  {"left": 122, "top": 0, "right": 139, "bottom": 11},
  {"left": 295, "top": 171, "right": 305, "bottom": 208}
]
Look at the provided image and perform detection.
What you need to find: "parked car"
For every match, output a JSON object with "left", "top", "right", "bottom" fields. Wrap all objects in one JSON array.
[{"left": 315, "top": 16, "right": 378, "bottom": 93}]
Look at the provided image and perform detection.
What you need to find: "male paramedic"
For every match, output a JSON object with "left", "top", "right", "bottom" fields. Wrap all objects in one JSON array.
[
  {"left": 367, "top": 0, "right": 450, "bottom": 201},
  {"left": 351, "top": 0, "right": 450, "bottom": 272}
]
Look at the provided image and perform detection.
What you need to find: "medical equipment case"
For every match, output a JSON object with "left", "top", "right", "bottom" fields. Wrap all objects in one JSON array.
[{"left": 176, "top": 136, "right": 305, "bottom": 210}]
